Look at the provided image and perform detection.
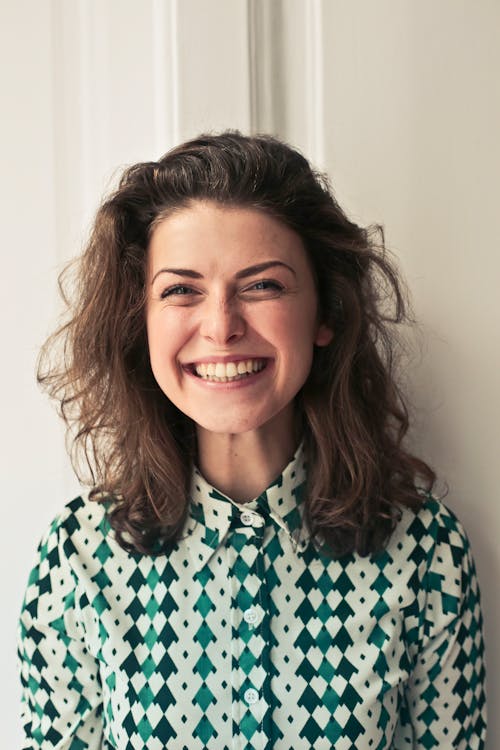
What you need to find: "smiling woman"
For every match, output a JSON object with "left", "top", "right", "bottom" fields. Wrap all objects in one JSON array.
[
  {"left": 146, "top": 203, "right": 333, "bottom": 487},
  {"left": 18, "top": 132, "right": 487, "bottom": 748}
]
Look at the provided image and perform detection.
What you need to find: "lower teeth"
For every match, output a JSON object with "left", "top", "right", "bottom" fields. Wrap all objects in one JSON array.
[{"left": 202, "top": 372, "right": 251, "bottom": 382}]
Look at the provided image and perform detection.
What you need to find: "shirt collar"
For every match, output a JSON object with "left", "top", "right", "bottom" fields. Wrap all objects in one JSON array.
[{"left": 182, "top": 442, "right": 309, "bottom": 572}]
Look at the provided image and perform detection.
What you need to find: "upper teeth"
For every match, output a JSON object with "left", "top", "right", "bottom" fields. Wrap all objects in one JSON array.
[{"left": 194, "top": 359, "right": 265, "bottom": 378}]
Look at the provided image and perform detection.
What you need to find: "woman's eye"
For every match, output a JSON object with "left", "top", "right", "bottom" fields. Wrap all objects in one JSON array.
[
  {"left": 160, "top": 285, "right": 195, "bottom": 299},
  {"left": 247, "top": 280, "right": 284, "bottom": 293}
]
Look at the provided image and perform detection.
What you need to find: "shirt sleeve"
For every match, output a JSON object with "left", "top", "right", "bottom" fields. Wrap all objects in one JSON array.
[
  {"left": 18, "top": 512, "right": 104, "bottom": 749},
  {"left": 394, "top": 504, "right": 487, "bottom": 748}
]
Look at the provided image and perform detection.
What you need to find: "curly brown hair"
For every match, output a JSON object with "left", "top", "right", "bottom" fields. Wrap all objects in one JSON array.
[{"left": 38, "top": 131, "right": 435, "bottom": 557}]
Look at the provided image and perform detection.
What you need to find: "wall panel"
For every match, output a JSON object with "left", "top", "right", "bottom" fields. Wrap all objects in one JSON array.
[
  {"left": 321, "top": 5, "right": 499, "bottom": 745},
  {"left": 176, "top": 0, "right": 251, "bottom": 138}
]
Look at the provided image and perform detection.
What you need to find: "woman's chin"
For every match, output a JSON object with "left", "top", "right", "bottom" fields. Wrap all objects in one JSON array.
[
  {"left": 195, "top": 417, "right": 267, "bottom": 437},
  {"left": 194, "top": 403, "right": 296, "bottom": 443}
]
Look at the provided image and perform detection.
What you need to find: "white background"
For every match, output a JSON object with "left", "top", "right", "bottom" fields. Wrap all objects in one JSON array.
[{"left": 2, "top": 1, "right": 498, "bottom": 746}]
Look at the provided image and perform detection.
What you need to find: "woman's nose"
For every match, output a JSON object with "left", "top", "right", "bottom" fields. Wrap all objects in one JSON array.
[{"left": 199, "top": 297, "right": 246, "bottom": 345}]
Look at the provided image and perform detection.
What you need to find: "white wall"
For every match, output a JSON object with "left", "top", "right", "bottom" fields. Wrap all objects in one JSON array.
[
  {"left": 2, "top": 1, "right": 497, "bottom": 746},
  {"left": 322, "top": 7, "right": 499, "bottom": 745}
]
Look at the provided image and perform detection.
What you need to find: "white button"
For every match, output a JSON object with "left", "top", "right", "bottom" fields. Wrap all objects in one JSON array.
[
  {"left": 244, "top": 688, "right": 259, "bottom": 705},
  {"left": 243, "top": 607, "right": 259, "bottom": 625},
  {"left": 240, "top": 511, "right": 264, "bottom": 528}
]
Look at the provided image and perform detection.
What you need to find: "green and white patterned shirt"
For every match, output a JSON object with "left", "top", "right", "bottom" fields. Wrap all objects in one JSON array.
[{"left": 18, "top": 444, "right": 486, "bottom": 749}]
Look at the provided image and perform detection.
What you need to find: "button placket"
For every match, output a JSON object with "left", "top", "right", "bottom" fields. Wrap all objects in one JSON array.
[{"left": 227, "top": 507, "right": 268, "bottom": 747}]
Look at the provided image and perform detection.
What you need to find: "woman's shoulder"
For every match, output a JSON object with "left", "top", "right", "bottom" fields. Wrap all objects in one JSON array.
[
  {"left": 389, "top": 494, "right": 477, "bottom": 589},
  {"left": 21, "top": 495, "right": 118, "bottom": 628},
  {"left": 46, "top": 492, "right": 111, "bottom": 534},
  {"left": 35, "top": 492, "right": 115, "bottom": 566},
  {"left": 395, "top": 493, "right": 471, "bottom": 550}
]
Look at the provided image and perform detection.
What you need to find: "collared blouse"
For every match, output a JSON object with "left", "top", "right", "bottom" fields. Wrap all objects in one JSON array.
[{"left": 18, "top": 445, "right": 487, "bottom": 749}]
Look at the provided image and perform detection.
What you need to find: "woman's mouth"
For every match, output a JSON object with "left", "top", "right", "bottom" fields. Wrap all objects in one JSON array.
[{"left": 187, "top": 358, "right": 268, "bottom": 383}]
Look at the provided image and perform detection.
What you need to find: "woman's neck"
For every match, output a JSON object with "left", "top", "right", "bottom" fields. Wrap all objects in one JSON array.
[{"left": 195, "top": 409, "right": 300, "bottom": 502}]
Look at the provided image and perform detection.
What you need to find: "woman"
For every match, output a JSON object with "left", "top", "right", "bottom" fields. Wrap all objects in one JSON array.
[{"left": 18, "top": 132, "right": 487, "bottom": 748}]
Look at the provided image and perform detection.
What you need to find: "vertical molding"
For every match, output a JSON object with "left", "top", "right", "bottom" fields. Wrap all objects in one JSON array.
[
  {"left": 247, "top": 0, "right": 326, "bottom": 157},
  {"left": 305, "top": 0, "right": 325, "bottom": 167},
  {"left": 247, "top": 0, "right": 259, "bottom": 132},
  {"left": 247, "top": 0, "right": 281, "bottom": 134},
  {"left": 168, "top": 0, "right": 179, "bottom": 144},
  {"left": 76, "top": 0, "right": 111, "bottom": 220},
  {"left": 50, "top": 0, "right": 98, "bottom": 263},
  {"left": 77, "top": 0, "right": 95, "bottom": 218},
  {"left": 152, "top": 0, "right": 179, "bottom": 152},
  {"left": 50, "top": 0, "right": 70, "bottom": 267}
]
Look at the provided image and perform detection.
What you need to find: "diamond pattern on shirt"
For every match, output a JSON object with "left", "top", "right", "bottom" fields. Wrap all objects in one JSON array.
[{"left": 18, "top": 445, "right": 486, "bottom": 749}]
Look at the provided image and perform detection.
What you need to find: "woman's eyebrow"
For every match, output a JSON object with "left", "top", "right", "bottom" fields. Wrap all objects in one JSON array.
[
  {"left": 151, "top": 260, "right": 296, "bottom": 285},
  {"left": 235, "top": 261, "right": 296, "bottom": 279},
  {"left": 151, "top": 268, "right": 202, "bottom": 284}
]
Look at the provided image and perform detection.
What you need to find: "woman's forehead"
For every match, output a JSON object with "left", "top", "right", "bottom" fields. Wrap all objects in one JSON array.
[{"left": 147, "top": 201, "right": 310, "bottom": 276}]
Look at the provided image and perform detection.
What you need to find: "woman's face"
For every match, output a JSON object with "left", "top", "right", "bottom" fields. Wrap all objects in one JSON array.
[{"left": 146, "top": 201, "right": 333, "bottom": 438}]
